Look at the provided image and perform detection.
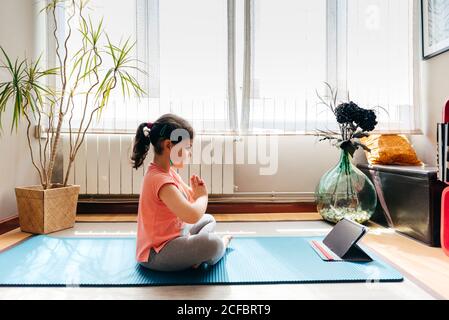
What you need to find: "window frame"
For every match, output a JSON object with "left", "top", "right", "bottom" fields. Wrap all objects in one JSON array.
[{"left": 45, "top": 0, "right": 422, "bottom": 136}]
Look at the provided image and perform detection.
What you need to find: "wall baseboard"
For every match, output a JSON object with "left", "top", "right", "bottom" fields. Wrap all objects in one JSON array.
[
  {"left": 0, "top": 216, "right": 19, "bottom": 236},
  {"left": 77, "top": 200, "right": 317, "bottom": 214}
]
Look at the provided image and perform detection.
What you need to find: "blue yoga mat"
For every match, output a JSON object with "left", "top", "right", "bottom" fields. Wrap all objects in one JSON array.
[{"left": 0, "top": 236, "right": 402, "bottom": 286}]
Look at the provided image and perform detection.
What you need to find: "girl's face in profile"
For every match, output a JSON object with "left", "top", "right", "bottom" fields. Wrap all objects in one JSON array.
[{"left": 171, "top": 139, "right": 193, "bottom": 169}]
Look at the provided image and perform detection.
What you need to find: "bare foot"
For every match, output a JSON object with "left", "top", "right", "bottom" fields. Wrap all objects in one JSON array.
[{"left": 222, "top": 235, "right": 233, "bottom": 248}]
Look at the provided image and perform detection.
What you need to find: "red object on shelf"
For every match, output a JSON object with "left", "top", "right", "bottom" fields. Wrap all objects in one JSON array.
[
  {"left": 443, "top": 188, "right": 449, "bottom": 256},
  {"left": 444, "top": 100, "right": 449, "bottom": 123},
  {"left": 442, "top": 100, "right": 449, "bottom": 257}
]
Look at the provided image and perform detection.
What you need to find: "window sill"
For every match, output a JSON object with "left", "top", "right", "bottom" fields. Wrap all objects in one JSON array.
[{"left": 34, "top": 125, "right": 424, "bottom": 138}]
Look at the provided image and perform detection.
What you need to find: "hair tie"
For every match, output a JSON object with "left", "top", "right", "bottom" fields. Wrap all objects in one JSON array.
[{"left": 143, "top": 122, "right": 153, "bottom": 137}]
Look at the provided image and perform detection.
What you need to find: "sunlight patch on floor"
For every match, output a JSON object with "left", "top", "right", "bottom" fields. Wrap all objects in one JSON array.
[{"left": 74, "top": 231, "right": 137, "bottom": 236}]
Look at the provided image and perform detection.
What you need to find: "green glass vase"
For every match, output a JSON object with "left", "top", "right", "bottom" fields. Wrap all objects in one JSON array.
[{"left": 315, "top": 149, "right": 377, "bottom": 224}]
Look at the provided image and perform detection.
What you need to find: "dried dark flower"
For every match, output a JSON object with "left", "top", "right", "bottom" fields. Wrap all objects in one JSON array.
[
  {"left": 356, "top": 110, "right": 377, "bottom": 132},
  {"left": 335, "top": 101, "right": 361, "bottom": 124},
  {"left": 315, "top": 84, "right": 378, "bottom": 156},
  {"left": 335, "top": 101, "right": 377, "bottom": 132}
]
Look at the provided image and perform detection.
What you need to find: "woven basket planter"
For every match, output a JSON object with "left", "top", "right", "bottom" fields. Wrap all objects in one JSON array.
[{"left": 15, "top": 185, "right": 80, "bottom": 234}]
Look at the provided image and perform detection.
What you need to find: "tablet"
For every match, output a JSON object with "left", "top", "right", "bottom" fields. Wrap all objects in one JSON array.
[{"left": 323, "top": 218, "right": 368, "bottom": 259}]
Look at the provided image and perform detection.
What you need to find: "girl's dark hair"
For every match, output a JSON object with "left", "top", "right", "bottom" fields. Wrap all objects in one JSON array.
[{"left": 131, "top": 114, "right": 194, "bottom": 170}]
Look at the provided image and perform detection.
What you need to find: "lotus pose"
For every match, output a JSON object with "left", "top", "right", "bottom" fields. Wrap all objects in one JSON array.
[{"left": 131, "top": 114, "right": 232, "bottom": 271}]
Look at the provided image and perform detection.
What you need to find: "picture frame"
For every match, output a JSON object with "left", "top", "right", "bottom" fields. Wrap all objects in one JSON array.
[{"left": 422, "top": 0, "right": 449, "bottom": 60}]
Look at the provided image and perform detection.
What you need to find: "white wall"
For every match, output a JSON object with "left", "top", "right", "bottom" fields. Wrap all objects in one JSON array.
[
  {"left": 412, "top": 53, "right": 449, "bottom": 166},
  {"left": 0, "top": 0, "right": 40, "bottom": 220},
  {"left": 234, "top": 136, "right": 340, "bottom": 196}
]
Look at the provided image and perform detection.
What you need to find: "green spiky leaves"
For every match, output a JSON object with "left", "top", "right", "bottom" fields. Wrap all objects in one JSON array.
[{"left": 0, "top": 48, "right": 57, "bottom": 133}]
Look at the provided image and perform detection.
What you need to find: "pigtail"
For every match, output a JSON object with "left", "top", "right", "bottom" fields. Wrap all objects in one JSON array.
[{"left": 131, "top": 122, "right": 153, "bottom": 170}]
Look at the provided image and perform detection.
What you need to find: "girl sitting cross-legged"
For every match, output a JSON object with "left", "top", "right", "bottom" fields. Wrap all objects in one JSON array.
[{"left": 131, "top": 114, "right": 233, "bottom": 272}]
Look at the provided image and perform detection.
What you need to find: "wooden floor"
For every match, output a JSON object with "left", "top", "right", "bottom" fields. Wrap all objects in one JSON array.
[
  {"left": 76, "top": 212, "right": 323, "bottom": 223},
  {"left": 1, "top": 214, "right": 448, "bottom": 300},
  {"left": 363, "top": 229, "right": 449, "bottom": 299}
]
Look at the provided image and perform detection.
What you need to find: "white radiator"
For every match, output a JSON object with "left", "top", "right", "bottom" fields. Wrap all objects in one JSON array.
[{"left": 62, "top": 134, "right": 235, "bottom": 196}]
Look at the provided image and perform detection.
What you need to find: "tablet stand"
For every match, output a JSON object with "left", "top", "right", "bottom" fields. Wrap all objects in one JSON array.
[{"left": 310, "top": 219, "right": 373, "bottom": 262}]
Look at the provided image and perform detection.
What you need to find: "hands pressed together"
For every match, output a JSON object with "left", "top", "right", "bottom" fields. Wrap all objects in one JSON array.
[{"left": 190, "top": 175, "right": 208, "bottom": 200}]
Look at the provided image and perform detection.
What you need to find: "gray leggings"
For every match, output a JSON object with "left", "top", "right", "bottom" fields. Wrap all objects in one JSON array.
[{"left": 139, "top": 214, "right": 226, "bottom": 272}]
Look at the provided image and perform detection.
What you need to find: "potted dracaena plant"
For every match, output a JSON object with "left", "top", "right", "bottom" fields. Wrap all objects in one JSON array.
[
  {"left": 0, "top": 0, "right": 145, "bottom": 234},
  {"left": 314, "top": 83, "right": 380, "bottom": 224}
]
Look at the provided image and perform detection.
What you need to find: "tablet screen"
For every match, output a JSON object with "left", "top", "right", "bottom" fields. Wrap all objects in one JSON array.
[{"left": 323, "top": 218, "right": 367, "bottom": 258}]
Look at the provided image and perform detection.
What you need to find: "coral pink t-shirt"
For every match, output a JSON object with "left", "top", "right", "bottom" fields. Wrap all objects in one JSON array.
[{"left": 136, "top": 163, "right": 192, "bottom": 263}]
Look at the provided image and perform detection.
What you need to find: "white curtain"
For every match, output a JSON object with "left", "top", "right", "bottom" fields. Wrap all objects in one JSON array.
[
  {"left": 54, "top": 0, "right": 140, "bottom": 133},
  {"left": 343, "top": 0, "right": 419, "bottom": 133},
  {"left": 57, "top": 0, "right": 231, "bottom": 133},
  {"left": 55, "top": 0, "right": 419, "bottom": 134},
  {"left": 244, "top": 0, "right": 328, "bottom": 133},
  {"left": 244, "top": 0, "right": 419, "bottom": 134}
]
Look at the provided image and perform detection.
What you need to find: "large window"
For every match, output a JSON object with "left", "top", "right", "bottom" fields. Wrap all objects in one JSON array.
[
  {"left": 246, "top": 0, "right": 327, "bottom": 133},
  {"left": 141, "top": 0, "right": 230, "bottom": 133},
  {"left": 53, "top": 0, "right": 419, "bottom": 134},
  {"left": 343, "top": 0, "right": 419, "bottom": 133}
]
